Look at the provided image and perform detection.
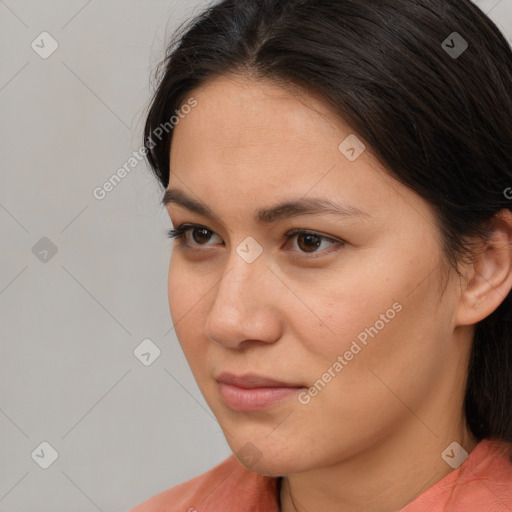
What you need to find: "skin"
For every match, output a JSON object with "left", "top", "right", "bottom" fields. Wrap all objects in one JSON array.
[{"left": 164, "top": 74, "right": 512, "bottom": 511}]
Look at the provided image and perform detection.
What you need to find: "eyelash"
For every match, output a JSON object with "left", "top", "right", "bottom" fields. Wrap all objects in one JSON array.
[{"left": 166, "top": 223, "right": 344, "bottom": 258}]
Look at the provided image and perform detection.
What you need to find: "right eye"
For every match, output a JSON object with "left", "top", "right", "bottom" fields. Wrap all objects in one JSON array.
[{"left": 167, "top": 224, "right": 223, "bottom": 248}]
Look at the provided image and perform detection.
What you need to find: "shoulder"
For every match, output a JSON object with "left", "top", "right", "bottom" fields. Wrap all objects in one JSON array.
[
  {"left": 128, "top": 454, "right": 280, "bottom": 512},
  {"left": 402, "top": 438, "right": 512, "bottom": 511}
]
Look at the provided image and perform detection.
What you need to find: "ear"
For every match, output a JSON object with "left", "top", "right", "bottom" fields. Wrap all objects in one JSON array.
[{"left": 456, "top": 209, "right": 512, "bottom": 326}]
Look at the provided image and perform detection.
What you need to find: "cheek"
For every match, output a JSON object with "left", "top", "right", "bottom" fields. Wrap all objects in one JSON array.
[
  {"left": 295, "top": 256, "right": 447, "bottom": 387},
  {"left": 167, "top": 256, "right": 202, "bottom": 343},
  {"left": 167, "top": 256, "right": 182, "bottom": 320},
  {"left": 299, "top": 271, "right": 450, "bottom": 419},
  {"left": 292, "top": 267, "right": 403, "bottom": 363},
  {"left": 168, "top": 254, "right": 205, "bottom": 316},
  {"left": 167, "top": 259, "right": 206, "bottom": 380}
]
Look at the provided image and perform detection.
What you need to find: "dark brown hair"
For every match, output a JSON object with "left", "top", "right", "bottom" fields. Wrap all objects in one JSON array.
[{"left": 143, "top": 0, "right": 512, "bottom": 447}]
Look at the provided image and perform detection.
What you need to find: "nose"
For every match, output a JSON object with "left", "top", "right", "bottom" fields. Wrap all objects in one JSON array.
[{"left": 203, "top": 250, "right": 282, "bottom": 350}]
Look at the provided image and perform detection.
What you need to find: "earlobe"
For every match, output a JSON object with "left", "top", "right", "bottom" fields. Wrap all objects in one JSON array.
[{"left": 456, "top": 209, "right": 512, "bottom": 326}]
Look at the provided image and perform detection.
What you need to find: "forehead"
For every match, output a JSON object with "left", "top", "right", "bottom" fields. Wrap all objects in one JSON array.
[
  {"left": 174, "top": 74, "right": 348, "bottom": 148},
  {"left": 167, "top": 74, "right": 431, "bottom": 229},
  {"left": 171, "top": 75, "right": 365, "bottom": 185}
]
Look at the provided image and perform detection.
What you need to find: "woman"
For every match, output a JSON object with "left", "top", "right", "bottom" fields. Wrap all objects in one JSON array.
[{"left": 130, "top": 0, "right": 512, "bottom": 510}]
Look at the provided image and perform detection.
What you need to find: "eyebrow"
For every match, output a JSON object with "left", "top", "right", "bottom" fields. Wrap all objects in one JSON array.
[{"left": 161, "top": 188, "right": 369, "bottom": 224}]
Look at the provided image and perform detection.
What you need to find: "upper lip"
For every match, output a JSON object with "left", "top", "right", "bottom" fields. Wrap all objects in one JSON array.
[{"left": 216, "top": 372, "right": 303, "bottom": 389}]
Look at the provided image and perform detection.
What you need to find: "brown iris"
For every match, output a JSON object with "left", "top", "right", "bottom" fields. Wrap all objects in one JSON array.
[
  {"left": 297, "top": 233, "right": 321, "bottom": 253},
  {"left": 192, "top": 228, "right": 212, "bottom": 244}
]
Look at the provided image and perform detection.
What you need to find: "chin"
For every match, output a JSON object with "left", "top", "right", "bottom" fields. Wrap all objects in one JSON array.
[
  {"left": 237, "top": 456, "right": 295, "bottom": 477},
  {"left": 228, "top": 436, "right": 318, "bottom": 477}
]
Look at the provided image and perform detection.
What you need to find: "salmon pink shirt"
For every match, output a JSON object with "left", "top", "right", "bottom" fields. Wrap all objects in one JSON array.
[{"left": 130, "top": 439, "right": 512, "bottom": 511}]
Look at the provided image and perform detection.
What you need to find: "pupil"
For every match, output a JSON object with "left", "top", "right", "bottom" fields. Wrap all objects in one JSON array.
[{"left": 299, "top": 234, "right": 320, "bottom": 252}]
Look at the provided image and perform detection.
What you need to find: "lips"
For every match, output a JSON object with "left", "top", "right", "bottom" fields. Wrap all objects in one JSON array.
[
  {"left": 216, "top": 372, "right": 303, "bottom": 389},
  {"left": 216, "top": 372, "right": 305, "bottom": 412}
]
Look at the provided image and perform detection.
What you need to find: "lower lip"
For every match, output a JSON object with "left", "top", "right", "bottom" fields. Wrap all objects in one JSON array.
[{"left": 219, "top": 383, "right": 302, "bottom": 412}]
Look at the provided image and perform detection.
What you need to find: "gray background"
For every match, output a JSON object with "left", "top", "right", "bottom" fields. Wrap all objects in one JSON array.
[{"left": 1, "top": 0, "right": 511, "bottom": 510}]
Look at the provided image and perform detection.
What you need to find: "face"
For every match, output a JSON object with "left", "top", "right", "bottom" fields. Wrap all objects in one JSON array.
[{"left": 164, "top": 74, "right": 468, "bottom": 476}]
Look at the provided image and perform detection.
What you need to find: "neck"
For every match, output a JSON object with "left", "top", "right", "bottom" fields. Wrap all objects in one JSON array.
[{"left": 279, "top": 421, "right": 478, "bottom": 512}]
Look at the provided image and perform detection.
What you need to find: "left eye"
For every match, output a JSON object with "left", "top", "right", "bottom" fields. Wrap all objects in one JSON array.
[
  {"left": 167, "top": 225, "right": 344, "bottom": 256},
  {"left": 284, "top": 229, "right": 342, "bottom": 255}
]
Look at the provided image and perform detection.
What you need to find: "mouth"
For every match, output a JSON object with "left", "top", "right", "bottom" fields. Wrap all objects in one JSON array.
[{"left": 216, "top": 372, "right": 306, "bottom": 412}]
